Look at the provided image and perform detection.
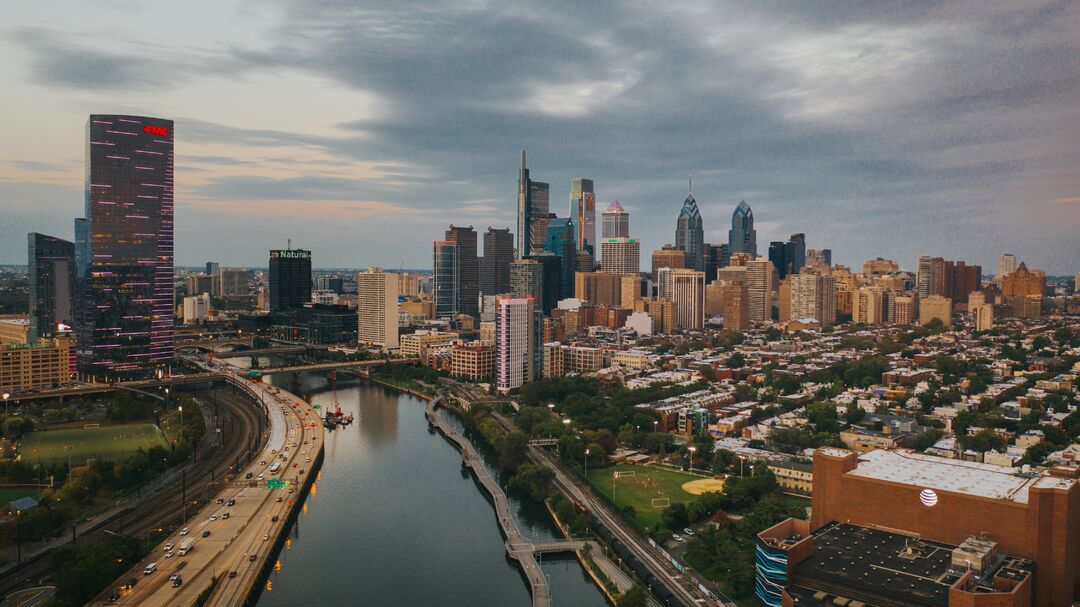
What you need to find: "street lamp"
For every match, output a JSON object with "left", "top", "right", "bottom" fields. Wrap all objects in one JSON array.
[
  {"left": 584, "top": 448, "right": 590, "bottom": 478},
  {"left": 178, "top": 405, "right": 183, "bottom": 443},
  {"left": 2, "top": 393, "right": 8, "bottom": 417}
]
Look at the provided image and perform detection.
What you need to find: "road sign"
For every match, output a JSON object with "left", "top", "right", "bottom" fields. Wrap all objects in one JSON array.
[{"left": 267, "top": 479, "right": 286, "bottom": 489}]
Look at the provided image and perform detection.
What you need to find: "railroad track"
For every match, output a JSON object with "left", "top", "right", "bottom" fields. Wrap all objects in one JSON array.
[{"left": 0, "top": 386, "right": 268, "bottom": 602}]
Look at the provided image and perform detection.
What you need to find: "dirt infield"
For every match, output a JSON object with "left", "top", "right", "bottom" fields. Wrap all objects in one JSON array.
[{"left": 681, "top": 477, "right": 727, "bottom": 495}]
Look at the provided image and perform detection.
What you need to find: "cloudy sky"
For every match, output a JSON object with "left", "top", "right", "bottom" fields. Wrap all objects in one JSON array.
[{"left": 1, "top": 0, "right": 1078, "bottom": 273}]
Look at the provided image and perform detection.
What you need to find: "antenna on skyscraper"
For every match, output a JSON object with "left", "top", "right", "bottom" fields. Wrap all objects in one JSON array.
[
  {"left": 688, "top": 174, "right": 693, "bottom": 196},
  {"left": 287, "top": 238, "right": 292, "bottom": 251}
]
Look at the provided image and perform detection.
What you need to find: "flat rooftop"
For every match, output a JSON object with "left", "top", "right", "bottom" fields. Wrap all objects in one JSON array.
[
  {"left": 793, "top": 523, "right": 956, "bottom": 607},
  {"left": 845, "top": 449, "right": 1071, "bottom": 504}
]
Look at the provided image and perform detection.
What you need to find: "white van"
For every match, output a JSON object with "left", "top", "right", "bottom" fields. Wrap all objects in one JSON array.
[{"left": 144, "top": 562, "right": 158, "bottom": 575}]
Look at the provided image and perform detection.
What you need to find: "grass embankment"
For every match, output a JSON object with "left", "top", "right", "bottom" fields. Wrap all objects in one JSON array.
[
  {"left": 585, "top": 463, "right": 698, "bottom": 530},
  {"left": 18, "top": 424, "right": 168, "bottom": 466}
]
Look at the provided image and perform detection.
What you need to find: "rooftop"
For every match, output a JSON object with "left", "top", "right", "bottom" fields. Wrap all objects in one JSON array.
[{"left": 846, "top": 449, "right": 1069, "bottom": 504}]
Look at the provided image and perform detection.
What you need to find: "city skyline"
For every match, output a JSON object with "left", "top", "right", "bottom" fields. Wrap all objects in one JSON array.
[{"left": 1, "top": 2, "right": 1079, "bottom": 273}]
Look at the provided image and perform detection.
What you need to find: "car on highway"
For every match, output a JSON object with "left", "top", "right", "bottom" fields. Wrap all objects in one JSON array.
[
  {"left": 179, "top": 527, "right": 190, "bottom": 536},
  {"left": 164, "top": 550, "right": 174, "bottom": 558},
  {"left": 144, "top": 562, "right": 157, "bottom": 575},
  {"left": 123, "top": 577, "right": 138, "bottom": 589},
  {"left": 263, "top": 533, "right": 270, "bottom": 541},
  {"left": 275, "top": 496, "right": 283, "bottom": 502},
  {"left": 202, "top": 530, "right": 211, "bottom": 538},
  {"left": 216, "top": 498, "right": 225, "bottom": 504},
  {"left": 229, "top": 570, "right": 237, "bottom": 578},
  {"left": 172, "top": 575, "right": 182, "bottom": 588},
  {"left": 227, "top": 499, "right": 236, "bottom": 506},
  {"left": 249, "top": 554, "right": 257, "bottom": 562},
  {"left": 245, "top": 472, "right": 254, "bottom": 479},
  {"left": 169, "top": 573, "right": 181, "bottom": 582},
  {"left": 223, "top": 512, "right": 231, "bottom": 520},
  {"left": 272, "top": 515, "right": 279, "bottom": 522},
  {"left": 164, "top": 542, "right": 174, "bottom": 551}
]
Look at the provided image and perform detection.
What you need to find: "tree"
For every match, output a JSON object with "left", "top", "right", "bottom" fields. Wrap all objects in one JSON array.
[
  {"left": 960, "top": 429, "right": 1007, "bottom": 453},
  {"left": 660, "top": 502, "right": 689, "bottom": 531},
  {"left": 507, "top": 464, "right": 555, "bottom": 501},
  {"left": 616, "top": 584, "right": 648, "bottom": 607},
  {"left": 498, "top": 431, "right": 529, "bottom": 472}
]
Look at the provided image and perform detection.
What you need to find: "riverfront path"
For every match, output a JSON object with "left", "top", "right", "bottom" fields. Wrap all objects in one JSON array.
[{"left": 425, "top": 398, "right": 583, "bottom": 607}]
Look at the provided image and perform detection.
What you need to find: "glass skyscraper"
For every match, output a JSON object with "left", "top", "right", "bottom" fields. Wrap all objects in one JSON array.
[
  {"left": 28, "top": 233, "right": 75, "bottom": 342},
  {"left": 728, "top": 200, "right": 757, "bottom": 257},
  {"left": 544, "top": 217, "right": 576, "bottom": 303},
  {"left": 675, "top": 181, "right": 705, "bottom": 272},
  {"left": 269, "top": 248, "right": 312, "bottom": 311},
  {"left": 76, "top": 114, "right": 174, "bottom": 378},
  {"left": 516, "top": 150, "right": 549, "bottom": 258},
  {"left": 433, "top": 240, "right": 460, "bottom": 318},
  {"left": 570, "top": 178, "right": 595, "bottom": 259}
]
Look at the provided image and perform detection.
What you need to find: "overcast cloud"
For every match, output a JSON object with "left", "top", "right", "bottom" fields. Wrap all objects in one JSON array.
[{"left": 1, "top": 0, "right": 1078, "bottom": 273}]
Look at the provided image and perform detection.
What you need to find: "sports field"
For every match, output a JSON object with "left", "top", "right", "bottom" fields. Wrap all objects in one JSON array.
[
  {"left": 585, "top": 463, "right": 701, "bottom": 530},
  {"left": 18, "top": 423, "right": 168, "bottom": 465}
]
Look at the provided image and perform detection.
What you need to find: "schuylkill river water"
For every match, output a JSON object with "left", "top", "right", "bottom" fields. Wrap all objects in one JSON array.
[{"left": 253, "top": 370, "right": 608, "bottom": 607}]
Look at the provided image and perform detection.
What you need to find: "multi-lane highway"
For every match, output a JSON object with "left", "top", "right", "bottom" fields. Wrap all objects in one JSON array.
[{"left": 91, "top": 372, "right": 323, "bottom": 606}]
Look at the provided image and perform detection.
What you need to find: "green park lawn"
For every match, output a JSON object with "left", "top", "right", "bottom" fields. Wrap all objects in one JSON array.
[
  {"left": 18, "top": 423, "right": 168, "bottom": 466},
  {"left": 585, "top": 463, "right": 699, "bottom": 530}
]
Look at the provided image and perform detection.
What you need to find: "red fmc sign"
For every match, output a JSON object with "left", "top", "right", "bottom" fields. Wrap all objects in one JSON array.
[{"left": 143, "top": 125, "right": 169, "bottom": 137}]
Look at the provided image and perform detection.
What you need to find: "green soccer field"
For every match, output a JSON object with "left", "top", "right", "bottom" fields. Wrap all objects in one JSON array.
[
  {"left": 18, "top": 423, "right": 169, "bottom": 465},
  {"left": 585, "top": 463, "right": 700, "bottom": 530}
]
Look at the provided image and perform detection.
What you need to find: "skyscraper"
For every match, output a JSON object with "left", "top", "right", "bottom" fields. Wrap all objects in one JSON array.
[
  {"left": 600, "top": 201, "right": 639, "bottom": 275},
  {"left": 666, "top": 269, "right": 706, "bottom": 330},
  {"left": 768, "top": 241, "right": 789, "bottom": 280},
  {"left": 516, "top": 150, "right": 550, "bottom": 258},
  {"left": 651, "top": 245, "right": 686, "bottom": 281},
  {"left": 480, "top": 227, "right": 514, "bottom": 295},
  {"left": 496, "top": 295, "right": 536, "bottom": 393},
  {"left": 510, "top": 259, "right": 542, "bottom": 302},
  {"left": 357, "top": 267, "right": 399, "bottom": 349},
  {"left": 728, "top": 200, "right": 757, "bottom": 257},
  {"left": 544, "top": 218, "right": 576, "bottom": 302},
  {"left": 746, "top": 257, "right": 774, "bottom": 323},
  {"left": 916, "top": 255, "right": 946, "bottom": 298},
  {"left": 601, "top": 200, "right": 629, "bottom": 238},
  {"left": 433, "top": 241, "right": 459, "bottom": 318},
  {"left": 76, "top": 114, "right": 174, "bottom": 378},
  {"left": 570, "top": 178, "right": 596, "bottom": 259},
  {"left": 675, "top": 180, "right": 705, "bottom": 272},
  {"left": 703, "top": 243, "right": 729, "bottom": 283},
  {"left": 786, "top": 233, "right": 806, "bottom": 275},
  {"left": 269, "top": 248, "right": 312, "bottom": 311},
  {"left": 998, "top": 253, "right": 1018, "bottom": 278},
  {"left": 445, "top": 225, "right": 479, "bottom": 316},
  {"left": 28, "top": 233, "right": 74, "bottom": 342}
]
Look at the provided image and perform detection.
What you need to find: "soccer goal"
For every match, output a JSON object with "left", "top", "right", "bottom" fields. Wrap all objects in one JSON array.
[
  {"left": 651, "top": 497, "right": 671, "bottom": 508},
  {"left": 83, "top": 423, "right": 100, "bottom": 429},
  {"left": 613, "top": 470, "right": 636, "bottom": 479}
]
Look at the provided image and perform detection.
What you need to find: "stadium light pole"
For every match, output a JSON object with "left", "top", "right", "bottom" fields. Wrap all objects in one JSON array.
[
  {"left": 584, "top": 447, "right": 589, "bottom": 478},
  {"left": 179, "top": 405, "right": 183, "bottom": 444},
  {"left": 2, "top": 392, "right": 9, "bottom": 417},
  {"left": 687, "top": 445, "right": 697, "bottom": 472}
]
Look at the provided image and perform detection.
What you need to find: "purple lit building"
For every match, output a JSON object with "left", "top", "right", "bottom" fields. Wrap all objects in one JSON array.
[{"left": 76, "top": 115, "right": 175, "bottom": 378}]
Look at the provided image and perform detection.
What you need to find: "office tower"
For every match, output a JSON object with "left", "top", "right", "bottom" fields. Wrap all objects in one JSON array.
[
  {"left": 601, "top": 200, "right": 629, "bottom": 238},
  {"left": 510, "top": 259, "right": 542, "bottom": 302},
  {"left": 185, "top": 275, "right": 213, "bottom": 296},
  {"left": 967, "top": 291, "right": 986, "bottom": 314},
  {"left": 574, "top": 272, "right": 623, "bottom": 308},
  {"left": 206, "top": 261, "right": 220, "bottom": 293},
  {"left": 445, "top": 225, "right": 479, "bottom": 316},
  {"left": 314, "top": 275, "right": 344, "bottom": 294},
  {"left": 665, "top": 269, "right": 706, "bottom": 330},
  {"left": 183, "top": 293, "right": 210, "bottom": 325},
  {"left": 651, "top": 244, "right": 686, "bottom": 281},
  {"left": 570, "top": 178, "right": 595, "bottom": 258},
  {"left": 397, "top": 273, "right": 423, "bottom": 298},
  {"left": 433, "top": 241, "right": 459, "bottom": 318},
  {"left": 357, "top": 267, "right": 399, "bottom": 349},
  {"left": 220, "top": 268, "right": 252, "bottom": 297},
  {"left": 675, "top": 180, "right": 705, "bottom": 271},
  {"left": 76, "top": 114, "right": 174, "bottom": 378},
  {"left": 791, "top": 273, "right": 837, "bottom": 326},
  {"left": 634, "top": 298, "right": 677, "bottom": 335},
  {"left": 946, "top": 260, "right": 981, "bottom": 304},
  {"left": 620, "top": 275, "right": 643, "bottom": 308},
  {"left": 768, "top": 241, "right": 789, "bottom": 280},
  {"left": 703, "top": 243, "right": 729, "bottom": 284},
  {"left": 890, "top": 292, "right": 917, "bottom": 324},
  {"left": 852, "top": 286, "right": 886, "bottom": 325},
  {"left": 516, "top": 150, "right": 550, "bottom": 257},
  {"left": 28, "top": 233, "right": 75, "bottom": 342},
  {"left": 786, "top": 233, "right": 806, "bottom": 275},
  {"left": 705, "top": 280, "right": 749, "bottom": 331},
  {"left": 496, "top": 295, "right": 536, "bottom": 393},
  {"left": 532, "top": 254, "right": 562, "bottom": 314},
  {"left": 600, "top": 237, "right": 640, "bottom": 276},
  {"left": 1001, "top": 262, "right": 1045, "bottom": 318},
  {"left": 544, "top": 218, "right": 577, "bottom": 302},
  {"left": 807, "top": 248, "right": 831, "bottom": 269},
  {"left": 480, "top": 227, "right": 513, "bottom": 295},
  {"left": 746, "top": 258, "right": 774, "bottom": 323},
  {"left": 915, "top": 255, "right": 946, "bottom": 297},
  {"left": 728, "top": 200, "right": 757, "bottom": 257},
  {"left": 269, "top": 248, "right": 312, "bottom": 311},
  {"left": 998, "top": 253, "right": 1018, "bottom": 278},
  {"left": 918, "top": 294, "right": 952, "bottom": 325},
  {"left": 975, "top": 303, "right": 994, "bottom": 331}
]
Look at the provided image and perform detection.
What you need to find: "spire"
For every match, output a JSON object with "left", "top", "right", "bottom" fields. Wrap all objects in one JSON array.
[
  {"left": 521, "top": 149, "right": 526, "bottom": 170},
  {"left": 688, "top": 174, "right": 693, "bottom": 196}
]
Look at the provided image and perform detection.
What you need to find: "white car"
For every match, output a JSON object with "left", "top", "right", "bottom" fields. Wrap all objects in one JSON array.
[
  {"left": 672, "top": 534, "right": 684, "bottom": 542},
  {"left": 179, "top": 527, "right": 190, "bottom": 536},
  {"left": 209, "top": 515, "right": 218, "bottom": 521},
  {"left": 164, "top": 542, "right": 174, "bottom": 551},
  {"left": 164, "top": 550, "right": 175, "bottom": 559},
  {"left": 683, "top": 528, "right": 695, "bottom": 536}
]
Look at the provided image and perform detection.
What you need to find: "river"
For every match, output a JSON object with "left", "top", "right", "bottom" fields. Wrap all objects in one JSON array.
[{"left": 252, "top": 370, "right": 608, "bottom": 607}]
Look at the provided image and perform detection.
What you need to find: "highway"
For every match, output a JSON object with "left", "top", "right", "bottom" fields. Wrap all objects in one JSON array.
[
  {"left": 89, "top": 370, "right": 324, "bottom": 607},
  {"left": 0, "top": 386, "right": 262, "bottom": 601}
]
